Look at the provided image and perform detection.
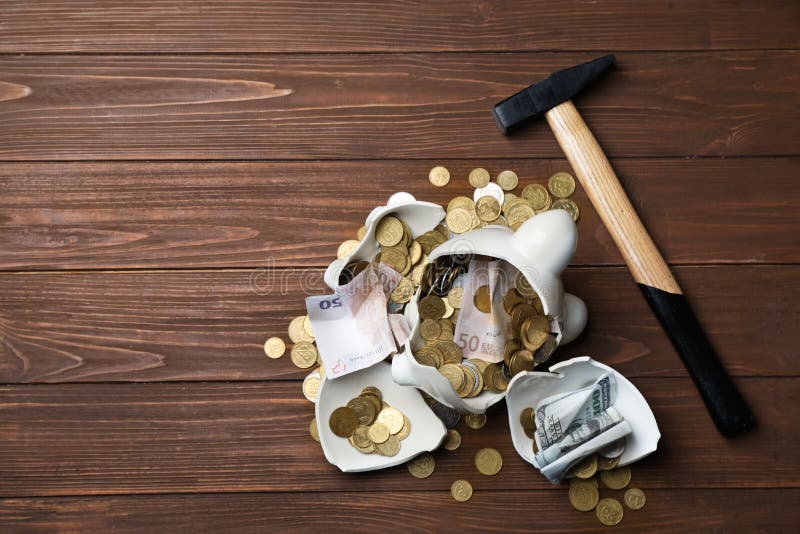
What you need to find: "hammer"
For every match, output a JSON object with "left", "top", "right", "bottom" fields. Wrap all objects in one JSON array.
[{"left": 493, "top": 55, "right": 755, "bottom": 437}]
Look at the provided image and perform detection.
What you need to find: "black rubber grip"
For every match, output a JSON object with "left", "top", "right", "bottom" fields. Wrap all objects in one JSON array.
[{"left": 638, "top": 284, "right": 756, "bottom": 437}]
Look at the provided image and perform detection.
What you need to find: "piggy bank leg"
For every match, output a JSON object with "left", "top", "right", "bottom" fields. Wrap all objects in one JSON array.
[{"left": 560, "top": 293, "right": 587, "bottom": 344}]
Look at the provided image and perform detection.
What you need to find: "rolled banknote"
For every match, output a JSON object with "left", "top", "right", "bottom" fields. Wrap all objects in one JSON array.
[
  {"left": 306, "top": 264, "right": 402, "bottom": 378},
  {"left": 535, "top": 406, "right": 623, "bottom": 466},
  {"left": 453, "top": 258, "right": 516, "bottom": 362},
  {"left": 535, "top": 373, "right": 617, "bottom": 452}
]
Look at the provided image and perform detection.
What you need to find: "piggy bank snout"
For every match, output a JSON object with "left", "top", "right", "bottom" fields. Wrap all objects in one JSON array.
[{"left": 511, "top": 210, "right": 577, "bottom": 275}]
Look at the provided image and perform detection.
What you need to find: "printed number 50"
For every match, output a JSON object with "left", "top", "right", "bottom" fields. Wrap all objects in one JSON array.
[
  {"left": 458, "top": 333, "right": 479, "bottom": 352},
  {"left": 318, "top": 297, "right": 342, "bottom": 310}
]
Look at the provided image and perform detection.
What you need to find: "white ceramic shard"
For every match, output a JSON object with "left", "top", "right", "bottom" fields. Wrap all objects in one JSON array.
[
  {"left": 315, "top": 361, "right": 446, "bottom": 473},
  {"left": 505, "top": 356, "right": 660, "bottom": 471},
  {"left": 392, "top": 210, "right": 588, "bottom": 414},
  {"left": 323, "top": 192, "right": 446, "bottom": 290}
]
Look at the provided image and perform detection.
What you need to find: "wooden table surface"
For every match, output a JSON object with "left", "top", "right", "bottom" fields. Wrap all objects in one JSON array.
[{"left": 1, "top": 2, "right": 798, "bottom": 532}]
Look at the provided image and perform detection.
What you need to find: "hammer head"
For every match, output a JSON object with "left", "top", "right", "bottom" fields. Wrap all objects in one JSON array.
[{"left": 493, "top": 55, "right": 615, "bottom": 135}]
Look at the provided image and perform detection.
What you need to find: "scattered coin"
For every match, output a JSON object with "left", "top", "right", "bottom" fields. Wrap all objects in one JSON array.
[
  {"left": 263, "top": 337, "right": 286, "bottom": 359},
  {"left": 572, "top": 454, "right": 598, "bottom": 479},
  {"left": 407, "top": 452, "right": 436, "bottom": 478},
  {"left": 475, "top": 196, "right": 501, "bottom": 222},
  {"left": 548, "top": 172, "right": 576, "bottom": 198},
  {"left": 329, "top": 407, "right": 359, "bottom": 438},
  {"left": 337, "top": 239, "right": 360, "bottom": 260},
  {"left": 375, "top": 216, "right": 404, "bottom": 247},
  {"left": 464, "top": 412, "right": 487, "bottom": 430},
  {"left": 429, "top": 166, "right": 451, "bottom": 187},
  {"left": 552, "top": 198, "right": 580, "bottom": 222},
  {"left": 597, "top": 455, "right": 620, "bottom": 471},
  {"left": 451, "top": 479, "right": 473, "bottom": 502},
  {"left": 468, "top": 168, "right": 490, "bottom": 188},
  {"left": 600, "top": 466, "right": 632, "bottom": 490},
  {"left": 521, "top": 183, "right": 550, "bottom": 210},
  {"left": 624, "top": 488, "right": 646, "bottom": 510},
  {"left": 309, "top": 418, "right": 320, "bottom": 442},
  {"left": 288, "top": 315, "right": 314, "bottom": 343},
  {"left": 475, "top": 448, "right": 503, "bottom": 476},
  {"left": 290, "top": 341, "right": 318, "bottom": 369},
  {"left": 596, "top": 498, "right": 624, "bottom": 526},
  {"left": 569, "top": 478, "right": 600, "bottom": 512},
  {"left": 302, "top": 371, "right": 320, "bottom": 402},
  {"left": 443, "top": 428, "right": 462, "bottom": 451},
  {"left": 496, "top": 170, "right": 519, "bottom": 191}
]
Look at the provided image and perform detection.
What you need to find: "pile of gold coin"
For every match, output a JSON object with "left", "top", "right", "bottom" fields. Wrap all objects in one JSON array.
[
  {"left": 443, "top": 167, "right": 579, "bottom": 236},
  {"left": 328, "top": 386, "right": 411, "bottom": 456},
  {"left": 564, "top": 454, "right": 646, "bottom": 526}
]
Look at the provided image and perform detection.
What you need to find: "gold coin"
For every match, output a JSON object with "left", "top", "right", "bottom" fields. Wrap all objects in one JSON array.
[
  {"left": 395, "top": 415, "right": 412, "bottom": 441},
  {"left": 288, "top": 316, "right": 313, "bottom": 343},
  {"left": 376, "top": 407, "right": 405, "bottom": 434},
  {"left": 600, "top": 466, "right": 632, "bottom": 490},
  {"left": 551, "top": 198, "right": 580, "bottom": 222},
  {"left": 496, "top": 170, "right": 519, "bottom": 191},
  {"left": 347, "top": 397, "right": 377, "bottom": 426},
  {"left": 519, "top": 407, "right": 535, "bottom": 432},
  {"left": 548, "top": 172, "right": 576, "bottom": 198},
  {"left": 464, "top": 412, "right": 487, "bottom": 430},
  {"left": 506, "top": 201, "right": 535, "bottom": 229},
  {"left": 337, "top": 239, "right": 360, "bottom": 260},
  {"left": 309, "top": 418, "right": 320, "bottom": 442},
  {"left": 447, "top": 287, "right": 464, "bottom": 308},
  {"left": 573, "top": 455, "right": 598, "bottom": 479},
  {"left": 624, "top": 488, "right": 646, "bottom": 510},
  {"left": 468, "top": 168, "right": 490, "bottom": 188},
  {"left": 367, "top": 422, "right": 390, "bottom": 444},
  {"left": 290, "top": 341, "right": 318, "bottom": 369},
  {"left": 419, "top": 295, "right": 446, "bottom": 320},
  {"left": 407, "top": 452, "right": 436, "bottom": 478},
  {"left": 302, "top": 315, "right": 314, "bottom": 338},
  {"left": 475, "top": 196, "right": 501, "bottom": 222},
  {"left": 439, "top": 363, "right": 466, "bottom": 391},
  {"left": 376, "top": 435, "right": 401, "bottom": 456},
  {"left": 473, "top": 285, "right": 492, "bottom": 313},
  {"left": 436, "top": 340, "right": 463, "bottom": 365},
  {"left": 356, "top": 225, "right": 367, "bottom": 241},
  {"left": 352, "top": 425, "right": 372, "bottom": 448},
  {"left": 597, "top": 455, "right": 620, "bottom": 471},
  {"left": 596, "top": 498, "right": 624, "bottom": 526},
  {"left": 429, "top": 166, "right": 451, "bottom": 187},
  {"left": 302, "top": 373, "right": 320, "bottom": 402},
  {"left": 360, "top": 386, "right": 383, "bottom": 401},
  {"left": 443, "top": 428, "right": 462, "bottom": 451},
  {"left": 329, "top": 407, "right": 358, "bottom": 438},
  {"left": 569, "top": 478, "right": 600, "bottom": 512},
  {"left": 451, "top": 479, "right": 473, "bottom": 502},
  {"left": 447, "top": 195, "right": 475, "bottom": 213},
  {"left": 446, "top": 207, "right": 474, "bottom": 234},
  {"left": 376, "top": 216, "right": 404, "bottom": 247},
  {"left": 522, "top": 183, "right": 550, "bottom": 210},
  {"left": 420, "top": 318, "right": 443, "bottom": 341},
  {"left": 475, "top": 448, "right": 502, "bottom": 476},
  {"left": 263, "top": 337, "right": 286, "bottom": 359},
  {"left": 390, "top": 277, "right": 415, "bottom": 304}
]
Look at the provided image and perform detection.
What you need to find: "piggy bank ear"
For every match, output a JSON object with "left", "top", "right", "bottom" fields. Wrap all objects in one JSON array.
[{"left": 510, "top": 210, "right": 577, "bottom": 275}]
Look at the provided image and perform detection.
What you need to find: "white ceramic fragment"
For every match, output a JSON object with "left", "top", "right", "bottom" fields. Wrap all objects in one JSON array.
[
  {"left": 315, "top": 361, "right": 446, "bottom": 473},
  {"left": 392, "top": 210, "right": 588, "bottom": 414},
  {"left": 505, "top": 357, "right": 660, "bottom": 470},
  {"left": 323, "top": 193, "right": 445, "bottom": 290}
]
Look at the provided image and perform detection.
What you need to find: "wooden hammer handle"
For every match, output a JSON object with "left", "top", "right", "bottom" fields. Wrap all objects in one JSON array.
[
  {"left": 547, "top": 100, "right": 680, "bottom": 293},
  {"left": 546, "top": 100, "right": 755, "bottom": 437}
]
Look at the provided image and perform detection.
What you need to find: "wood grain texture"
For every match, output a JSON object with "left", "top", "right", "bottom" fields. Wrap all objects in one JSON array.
[
  {"left": 1, "top": 52, "right": 798, "bottom": 160},
  {"left": 2, "top": 489, "right": 798, "bottom": 533},
  {"left": 1, "top": 377, "right": 796, "bottom": 497},
  {"left": 548, "top": 101, "right": 681, "bottom": 293},
  {"left": 1, "top": 158, "right": 797, "bottom": 270},
  {"left": 2, "top": 1, "right": 798, "bottom": 53},
  {"left": 0, "top": 266, "right": 795, "bottom": 383}
]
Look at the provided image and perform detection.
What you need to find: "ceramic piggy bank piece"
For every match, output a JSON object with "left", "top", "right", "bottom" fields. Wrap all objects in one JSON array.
[
  {"left": 323, "top": 192, "right": 445, "bottom": 290},
  {"left": 392, "top": 210, "right": 588, "bottom": 414}
]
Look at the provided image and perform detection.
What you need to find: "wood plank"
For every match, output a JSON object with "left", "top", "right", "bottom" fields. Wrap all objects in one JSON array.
[
  {"left": 0, "top": 52, "right": 797, "bottom": 160},
  {"left": 2, "top": 1, "right": 797, "bottom": 53},
  {"left": 1, "top": 158, "right": 797, "bottom": 270},
  {"left": 0, "top": 377, "right": 796, "bottom": 496},
  {"left": 0, "top": 266, "right": 795, "bottom": 383},
  {"left": 2, "top": 489, "right": 798, "bottom": 532}
]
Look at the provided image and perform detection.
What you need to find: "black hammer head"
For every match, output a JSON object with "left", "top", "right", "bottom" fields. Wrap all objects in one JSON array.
[{"left": 493, "top": 54, "right": 615, "bottom": 135}]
